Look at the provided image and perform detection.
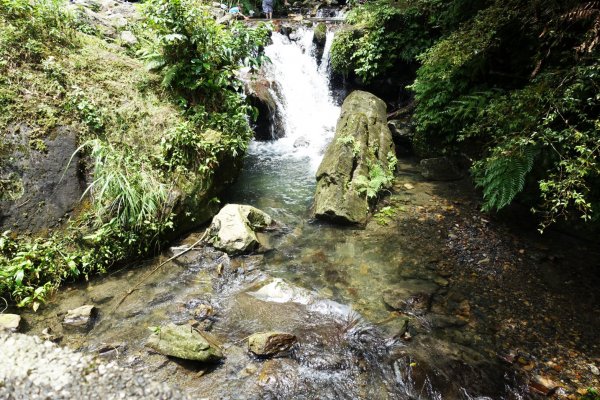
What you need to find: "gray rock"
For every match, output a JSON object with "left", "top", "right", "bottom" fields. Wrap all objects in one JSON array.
[
  {"left": 314, "top": 91, "right": 395, "bottom": 224},
  {"left": 248, "top": 332, "right": 296, "bottom": 356},
  {"left": 146, "top": 323, "right": 223, "bottom": 362},
  {"left": 313, "top": 22, "right": 327, "bottom": 47},
  {"left": 420, "top": 157, "right": 464, "bottom": 181},
  {"left": 293, "top": 136, "right": 310, "bottom": 148},
  {"left": 205, "top": 204, "right": 273, "bottom": 255},
  {"left": 0, "top": 314, "right": 21, "bottom": 332},
  {"left": 244, "top": 75, "right": 285, "bottom": 140},
  {"left": 119, "top": 30, "right": 138, "bottom": 46},
  {"left": 62, "top": 305, "right": 96, "bottom": 332},
  {"left": 0, "top": 125, "right": 86, "bottom": 233},
  {"left": 387, "top": 119, "right": 413, "bottom": 153},
  {"left": 382, "top": 280, "right": 438, "bottom": 315}
]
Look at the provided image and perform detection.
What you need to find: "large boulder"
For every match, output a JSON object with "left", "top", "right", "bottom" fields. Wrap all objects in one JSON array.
[
  {"left": 146, "top": 323, "right": 223, "bottom": 362},
  {"left": 205, "top": 204, "right": 274, "bottom": 255},
  {"left": 314, "top": 91, "right": 395, "bottom": 224},
  {"left": 244, "top": 75, "right": 285, "bottom": 140}
]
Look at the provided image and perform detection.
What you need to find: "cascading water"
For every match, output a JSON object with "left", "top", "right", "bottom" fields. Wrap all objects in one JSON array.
[{"left": 226, "top": 28, "right": 340, "bottom": 219}]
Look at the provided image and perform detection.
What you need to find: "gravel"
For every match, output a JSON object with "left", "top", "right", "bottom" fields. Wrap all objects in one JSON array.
[{"left": 0, "top": 333, "right": 188, "bottom": 399}]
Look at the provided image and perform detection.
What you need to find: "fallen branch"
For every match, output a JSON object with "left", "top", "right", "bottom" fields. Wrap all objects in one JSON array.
[{"left": 109, "top": 229, "right": 209, "bottom": 314}]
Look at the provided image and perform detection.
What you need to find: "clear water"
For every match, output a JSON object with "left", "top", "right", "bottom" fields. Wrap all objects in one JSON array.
[{"left": 23, "top": 26, "right": 519, "bottom": 400}]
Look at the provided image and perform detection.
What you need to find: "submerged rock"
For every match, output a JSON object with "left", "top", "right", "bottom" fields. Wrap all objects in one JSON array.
[
  {"left": 314, "top": 91, "right": 396, "bottom": 224},
  {"left": 205, "top": 204, "right": 274, "bottom": 255},
  {"left": 420, "top": 157, "right": 463, "bottom": 181},
  {"left": 382, "top": 280, "right": 438, "bottom": 315},
  {"left": 62, "top": 305, "right": 97, "bottom": 332},
  {"left": 146, "top": 323, "right": 223, "bottom": 362},
  {"left": 0, "top": 314, "right": 21, "bottom": 332},
  {"left": 248, "top": 332, "right": 296, "bottom": 357}
]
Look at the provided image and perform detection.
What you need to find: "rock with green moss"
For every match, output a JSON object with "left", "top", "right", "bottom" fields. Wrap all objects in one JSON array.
[
  {"left": 313, "top": 22, "right": 327, "bottom": 46},
  {"left": 146, "top": 323, "right": 224, "bottom": 362},
  {"left": 314, "top": 90, "right": 395, "bottom": 224},
  {"left": 205, "top": 204, "right": 274, "bottom": 255},
  {"left": 248, "top": 331, "right": 296, "bottom": 356}
]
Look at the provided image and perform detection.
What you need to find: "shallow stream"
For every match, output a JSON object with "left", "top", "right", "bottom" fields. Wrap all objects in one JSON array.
[{"left": 22, "top": 27, "right": 532, "bottom": 399}]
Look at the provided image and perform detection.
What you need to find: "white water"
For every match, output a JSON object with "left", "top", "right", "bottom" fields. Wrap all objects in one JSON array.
[{"left": 248, "top": 28, "right": 340, "bottom": 172}]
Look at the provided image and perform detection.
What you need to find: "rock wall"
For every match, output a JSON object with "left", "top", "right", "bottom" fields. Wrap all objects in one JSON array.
[{"left": 0, "top": 124, "right": 86, "bottom": 233}]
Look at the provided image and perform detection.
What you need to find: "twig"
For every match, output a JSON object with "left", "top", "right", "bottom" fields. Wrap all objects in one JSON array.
[{"left": 109, "top": 229, "right": 209, "bottom": 314}]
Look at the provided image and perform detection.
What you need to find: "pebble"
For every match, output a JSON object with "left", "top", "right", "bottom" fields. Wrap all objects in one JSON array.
[{"left": 589, "top": 363, "right": 600, "bottom": 376}]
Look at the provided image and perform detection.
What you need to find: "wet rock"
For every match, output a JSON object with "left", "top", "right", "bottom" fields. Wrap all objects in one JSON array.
[
  {"left": 62, "top": 305, "right": 97, "bottom": 332},
  {"left": 205, "top": 204, "right": 274, "bottom": 255},
  {"left": 248, "top": 332, "right": 297, "bottom": 357},
  {"left": 381, "top": 280, "right": 438, "bottom": 315},
  {"left": 0, "top": 314, "right": 21, "bottom": 332},
  {"left": 312, "top": 22, "right": 327, "bottom": 63},
  {"left": 529, "top": 375, "right": 560, "bottom": 396},
  {"left": 244, "top": 75, "right": 285, "bottom": 140},
  {"left": 420, "top": 157, "right": 463, "bottom": 181},
  {"left": 314, "top": 91, "right": 395, "bottom": 225},
  {"left": 293, "top": 136, "right": 310, "bottom": 148},
  {"left": 146, "top": 323, "right": 223, "bottom": 362}
]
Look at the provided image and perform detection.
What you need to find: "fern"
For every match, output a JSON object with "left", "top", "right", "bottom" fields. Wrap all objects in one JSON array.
[{"left": 474, "top": 145, "right": 537, "bottom": 212}]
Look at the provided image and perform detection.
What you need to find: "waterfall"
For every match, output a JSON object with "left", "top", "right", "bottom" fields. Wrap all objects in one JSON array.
[{"left": 248, "top": 28, "right": 340, "bottom": 172}]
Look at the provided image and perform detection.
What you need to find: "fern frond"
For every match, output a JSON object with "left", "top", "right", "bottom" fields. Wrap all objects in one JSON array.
[{"left": 475, "top": 146, "right": 537, "bottom": 212}]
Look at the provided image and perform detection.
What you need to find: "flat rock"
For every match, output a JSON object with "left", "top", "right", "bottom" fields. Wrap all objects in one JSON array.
[
  {"left": 0, "top": 314, "right": 21, "bottom": 332},
  {"left": 248, "top": 332, "right": 296, "bottom": 357},
  {"left": 62, "top": 305, "right": 97, "bottom": 332},
  {"left": 146, "top": 323, "right": 223, "bottom": 362}
]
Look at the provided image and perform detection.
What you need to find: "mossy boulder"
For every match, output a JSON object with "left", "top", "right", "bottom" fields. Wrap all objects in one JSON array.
[
  {"left": 146, "top": 323, "right": 224, "bottom": 362},
  {"left": 314, "top": 90, "right": 395, "bottom": 224}
]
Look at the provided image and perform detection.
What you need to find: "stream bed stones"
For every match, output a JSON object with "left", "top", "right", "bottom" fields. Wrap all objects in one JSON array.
[
  {"left": 0, "top": 313, "right": 21, "bottom": 332},
  {"left": 62, "top": 305, "right": 97, "bottom": 332}
]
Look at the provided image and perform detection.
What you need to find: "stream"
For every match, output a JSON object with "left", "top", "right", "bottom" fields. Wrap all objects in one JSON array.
[{"left": 22, "top": 27, "right": 548, "bottom": 399}]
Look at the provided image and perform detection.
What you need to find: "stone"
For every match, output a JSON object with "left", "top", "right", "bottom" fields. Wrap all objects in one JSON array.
[
  {"left": 312, "top": 23, "right": 327, "bottom": 62},
  {"left": 62, "top": 305, "right": 97, "bottom": 332},
  {"left": 420, "top": 157, "right": 463, "bottom": 181},
  {"left": 314, "top": 91, "right": 395, "bottom": 224},
  {"left": 293, "top": 136, "right": 310, "bottom": 148},
  {"left": 146, "top": 323, "right": 223, "bottom": 362},
  {"left": 119, "top": 30, "right": 138, "bottom": 46},
  {"left": 529, "top": 375, "right": 559, "bottom": 396},
  {"left": 244, "top": 76, "right": 285, "bottom": 140},
  {"left": 0, "top": 314, "right": 21, "bottom": 332},
  {"left": 387, "top": 119, "right": 413, "bottom": 154},
  {"left": 381, "top": 280, "right": 438, "bottom": 315},
  {"left": 248, "top": 332, "right": 296, "bottom": 357},
  {"left": 205, "top": 204, "right": 274, "bottom": 255}
]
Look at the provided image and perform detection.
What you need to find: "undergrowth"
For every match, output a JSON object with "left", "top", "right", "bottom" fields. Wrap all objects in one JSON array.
[{"left": 0, "top": 0, "right": 270, "bottom": 307}]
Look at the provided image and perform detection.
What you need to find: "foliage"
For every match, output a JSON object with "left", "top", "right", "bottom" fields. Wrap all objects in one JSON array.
[
  {"left": 354, "top": 153, "right": 397, "bottom": 200},
  {"left": 0, "top": 0, "right": 77, "bottom": 62},
  {"left": 0, "top": 0, "right": 269, "bottom": 307},
  {"left": 580, "top": 388, "right": 600, "bottom": 400}
]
